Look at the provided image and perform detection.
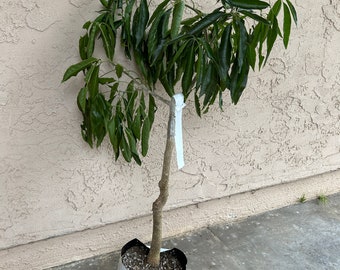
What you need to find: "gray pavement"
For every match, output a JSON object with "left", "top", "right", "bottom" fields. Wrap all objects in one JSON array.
[{"left": 48, "top": 193, "right": 340, "bottom": 270}]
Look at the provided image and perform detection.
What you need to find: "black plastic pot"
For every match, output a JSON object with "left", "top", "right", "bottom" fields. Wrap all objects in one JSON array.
[{"left": 117, "top": 238, "right": 187, "bottom": 269}]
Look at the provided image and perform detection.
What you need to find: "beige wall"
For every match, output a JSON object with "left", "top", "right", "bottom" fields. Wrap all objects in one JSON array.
[{"left": 0, "top": 0, "right": 340, "bottom": 268}]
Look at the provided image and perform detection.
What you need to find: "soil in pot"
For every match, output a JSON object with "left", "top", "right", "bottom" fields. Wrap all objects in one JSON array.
[{"left": 121, "top": 240, "right": 186, "bottom": 270}]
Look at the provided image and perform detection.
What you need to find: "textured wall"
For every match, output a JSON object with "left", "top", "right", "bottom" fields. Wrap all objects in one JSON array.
[{"left": 0, "top": 0, "right": 339, "bottom": 251}]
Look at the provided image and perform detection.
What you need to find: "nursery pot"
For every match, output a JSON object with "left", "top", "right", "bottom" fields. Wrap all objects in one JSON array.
[{"left": 117, "top": 238, "right": 187, "bottom": 270}]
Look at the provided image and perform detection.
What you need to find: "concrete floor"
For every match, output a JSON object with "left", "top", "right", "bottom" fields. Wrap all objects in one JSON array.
[{"left": 48, "top": 193, "right": 340, "bottom": 270}]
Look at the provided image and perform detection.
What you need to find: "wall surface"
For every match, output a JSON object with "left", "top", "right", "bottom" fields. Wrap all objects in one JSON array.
[{"left": 0, "top": 0, "right": 339, "bottom": 261}]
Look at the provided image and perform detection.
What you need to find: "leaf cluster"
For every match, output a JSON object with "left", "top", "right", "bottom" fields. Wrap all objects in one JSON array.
[{"left": 63, "top": 0, "right": 297, "bottom": 164}]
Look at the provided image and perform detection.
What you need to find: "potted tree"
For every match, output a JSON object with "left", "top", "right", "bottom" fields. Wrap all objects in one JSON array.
[{"left": 62, "top": 0, "right": 297, "bottom": 268}]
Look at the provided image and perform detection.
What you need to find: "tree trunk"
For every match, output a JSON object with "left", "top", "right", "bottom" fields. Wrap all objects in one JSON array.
[{"left": 147, "top": 97, "right": 176, "bottom": 267}]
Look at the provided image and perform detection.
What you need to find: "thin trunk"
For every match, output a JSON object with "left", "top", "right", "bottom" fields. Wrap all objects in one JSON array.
[{"left": 147, "top": 97, "right": 176, "bottom": 267}]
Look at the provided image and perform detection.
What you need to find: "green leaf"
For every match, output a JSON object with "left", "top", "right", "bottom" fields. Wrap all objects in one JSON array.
[
  {"left": 125, "top": 128, "right": 140, "bottom": 164},
  {"left": 132, "top": 107, "right": 142, "bottom": 139},
  {"left": 99, "top": 77, "right": 115, "bottom": 84},
  {"left": 195, "top": 45, "right": 205, "bottom": 90},
  {"left": 230, "top": 59, "right": 250, "bottom": 104},
  {"left": 187, "top": 11, "right": 224, "bottom": 36},
  {"left": 202, "top": 63, "right": 218, "bottom": 107},
  {"left": 120, "top": 133, "right": 132, "bottom": 162},
  {"left": 77, "top": 87, "right": 87, "bottom": 113},
  {"left": 265, "top": 17, "right": 279, "bottom": 64},
  {"left": 200, "top": 61, "right": 213, "bottom": 98},
  {"left": 286, "top": 0, "right": 297, "bottom": 25},
  {"left": 283, "top": 3, "right": 292, "bottom": 48},
  {"left": 194, "top": 93, "right": 201, "bottom": 117},
  {"left": 148, "top": 94, "right": 156, "bottom": 125},
  {"left": 239, "top": 10, "right": 270, "bottom": 25},
  {"left": 108, "top": 117, "right": 119, "bottom": 158},
  {"left": 99, "top": 23, "right": 113, "bottom": 60},
  {"left": 115, "top": 64, "right": 123, "bottom": 78},
  {"left": 122, "top": 0, "right": 136, "bottom": 59},
  {"left": 219, "top": 24, "right": 232, "bottom": 88},
  {"left": 164, "top": 39, "right": 190, "bottom": 73},
  {"left": 88, "top": 65, "right": 99, "bottom": 98},
  {"left": 62, "top": 57, "right": 98, "bottom": 82},
  {"left": 149, "top": 9, "right": 171, "bottom": 65},
  {"left": 227, "top": 0, "right": 270, "bottom": 10},
  {"left": 83, "top": 21, "right": 91, "bottom": 30},
  {"left": 147, "top": 9, "right": 165, "bottom": 61},
  {"left": 141, "top": 117, "right": 151, "bottom": 156},
  {"left": 109, "top": 83, "right": 119, "bottom": 102},
  {"left": 79, "top": 34, "right": 89, "bottom": 60},
  {"left": 171, "top": 0, "right": 185, "bottom": 39},
  {"left": 270, "top": 0, "right": 282, "bottom": 18},
  {"left": 132, "top": 0, "right": 149, "bottom": 48},
  {"left": 148, "top": 0, "right": 171, "bottom": 26},
  {"left": 87, "top": 22, "right": 99, "bottom": 58},
  {"left": 182, "top": 42, "right": 195, "bottom": 96},
  {"left": 99, "top": 0, "right": 108, "bottom": 7},
  {"left": 236, "top": 19, "right": 248, "bottom": 73}
]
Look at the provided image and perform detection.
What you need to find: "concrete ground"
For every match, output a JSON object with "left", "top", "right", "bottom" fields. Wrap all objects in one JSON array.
[{"left": 48, "top": 193, "right": 340, "bottom": 270}]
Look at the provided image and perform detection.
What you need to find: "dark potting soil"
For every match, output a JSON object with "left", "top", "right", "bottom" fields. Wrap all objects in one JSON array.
[{"left": 121, "top": 245, "right": 184, "bottom": 270}]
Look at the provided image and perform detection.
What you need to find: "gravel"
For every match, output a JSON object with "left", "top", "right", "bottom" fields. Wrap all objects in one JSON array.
[{"left": 121, "top": 246, "right": 184, "bottom": 270}]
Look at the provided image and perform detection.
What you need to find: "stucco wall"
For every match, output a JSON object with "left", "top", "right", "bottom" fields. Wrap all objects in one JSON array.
[{"left": 0, "top": 0, "right": 339, "bottom": 254}]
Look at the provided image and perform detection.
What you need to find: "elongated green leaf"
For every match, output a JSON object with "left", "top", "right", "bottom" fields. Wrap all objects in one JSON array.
[
  {"left": 108, "top": 118, "right": 118, "bottom": 156},
  {"left": 230, "top": 59, "right": 250, "bottom": 104},
  {"left": 87, "top": 22, "right": 99, "bottom": 58},
  {"left": 237, "top": 19, "right": 248, "bottom": 73},
  {"left": 148, "top": 0, "right": 171, "bottom": 26},
  {"left": 62, "top": 57, "right": 97, "bottom": 82},
  {"left": 219, "top": 24, "right": 232, "bottom": 87},
  {"left": 125, "top": 128, "right": 140, "bottom": 164},
  {"left": 218, "top": 89, "right": 223, "bottom": 110},
  {"left": 79, "top": 34, "right": 88, "bottom": 60},
  {"left": 195, "top": 45, "right": 205, "bottom": 90},
  {"left": 227, "top": 0, "right": 270, "bottom": 10},
  {"left": 99, "top": 77, "right": 115, "bottom": 84},
  {"left": 283, "top": 3, "right": 292, "bottom": 48},
  {"left": 109, "top": 83, "right": 119, "bottom": 102},
  {"left": 164, "top": 39, "right": 189, "bottom": 73},
  {"left": 88, "top": 65, "right": 99, "bottom": 98},
  {"left": 182, "top": 42, "right": 195, "bottom": 96},
  {"left": 197, "top": 38, "right": 217, "bottom": 63},
  {"left": 239, "top": 10, "right": 270, "bottom": 25},
  {"left": 187, "top": 11, "right": 224, "bottom": 36},
  {"left": 270, "top": 0, "right": 282, "bottom": 18},
  {"left": 99, "top": 23, "right": 113, "bottom": 60},
  {"left": 149, "top": 9, "right": 171, "bottom": 65},
  {"left": 286, "top": 0, "right": 297, "bottom": 25},
  {"left": 141, "top": 117, "right": 151, "bottom": 156},
  {"left": 200, "top": 62, "right": 212, "bottom": 98},
  {"left": 77, "top": 87, "right": 87, "bottom": 113},
  {"left": 265, "top": 17, "right": 279, "bottom": 64},
  {"left": 132, "top": 107, "right": 142, "bottom": 139},
  {"left": 115, "top": 64, "right": 123, "bottom": 78},
  {"left": 132, "top": 0, "right": 149, "bottom": 48},
  {"left": 120, "top": 133, "right": 132, "bottom": 162},
  {"left": 171, "top": 0, "right": 185, "bottom": 39},
  {"left": 83, "top": 21, "right": 91, "bottom": 30},
  {"left": 181, "top": 15, "right": 202, "bottom": 26},
  {"left": 203, "top": 63, "right": 218, "bottom": 107},
  {"left": 194, "top": 93, "right": 201, "bottom": 117},
  {"left": 148, "top": 94, "right": 156, "bottom": 125},
  {"left": 122, "top": 0, "right": 136, "bottom": 59},
  {"left": 248, "top": 42, "right": 256, "bottom": 70},
  {"left": 99, "top": 0, "right": 108, "bottom": 8},
  {"left": 147, "top": 9, "right": 164, "bottom": 61}
]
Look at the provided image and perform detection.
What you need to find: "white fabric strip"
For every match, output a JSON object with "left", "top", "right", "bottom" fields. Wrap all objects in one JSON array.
[{"left": 173, "top": 93, "right": 185, "bottom": 169}]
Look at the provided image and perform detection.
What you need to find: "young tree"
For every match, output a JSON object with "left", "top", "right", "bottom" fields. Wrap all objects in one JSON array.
[{"left": 63, "top": 0, "right": 297, "bottom": 267}]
